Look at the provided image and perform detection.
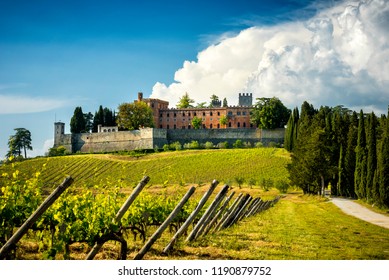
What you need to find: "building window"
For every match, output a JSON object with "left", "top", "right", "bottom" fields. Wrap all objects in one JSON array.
[
  {"left": 228, "top": 111, "right": 233, "bottom": 116},
  {"left": 242, "top": 111, "right": 246, "bottom": 116},
  {"left": 210, "top": 112, "right": 213, "bottom": 116},
  {"left": 210, "top": 118, "right": 213, "bottom": 121},
  {"left": 217, "top": 123, "right": 220, "bottom": 128},
  {"left": 167, "top": 125, "right": 170, "bottom": 129},
  {"left": 188, "top": 125, "right": 191, "bottom": 129},
  {"left": 229, "top": 122, "right": 232, "bottom": 127},
  {"left": 237, "top": 122, "right": 241, "bottom": 127},
  {"left": 183, "top": 112, "right": 186, "bottom": 116},
  {"left": 174, "top": 112, "right": 177, "bottom": 117},
  {"left": 152, "top": 103, "right": 154, "bottom": 108},
  {"left": 194, "top": 112, "right": 197, "bottom": 116},
  {"left": 160, "top": 125, "right": 163, "bottom": 128},
  {"left": 160, "top": 113, "right": 163, "bottom": 117},
  {"left": 182, "top": 126, "right": 185, "bottom": 129},
  {"left": 203, "top": 124, "right": 206, "bottom": 129},
  {"left": 217, "top": 112, "right": 220, "bottom": 116},
  {"left": 237, "top": 112, "right": 241, "bottom": 116},
  {"left": 210, "top": 124, "right": 213, "bottom": 128},
  {"left": 174, "top": 124, "right": 176, "bottom": 129},
  {"left": 203, "top": 112, "right": 206, "bottom": 116},
  {"left": 167, "top": 113, "right": 170, "bottom": 117},
  {"left": 188, "top": 112, "right": 191, "bottom": 116}
]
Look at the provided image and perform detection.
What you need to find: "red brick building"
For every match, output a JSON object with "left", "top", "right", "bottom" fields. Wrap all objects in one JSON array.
[{"left": 137, "top": 92, "right": 255, "bottom": 129}]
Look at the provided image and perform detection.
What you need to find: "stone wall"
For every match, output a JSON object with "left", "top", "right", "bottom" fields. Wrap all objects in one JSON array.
[
  {"left": 54, "top": 127, "right": 284, "bottom": 153},
  {"left": 55, "top": 128, "right": 168, "bottom": 153},
  {"left": 166, "top": 128, "right": 284, "bottom": 146}
]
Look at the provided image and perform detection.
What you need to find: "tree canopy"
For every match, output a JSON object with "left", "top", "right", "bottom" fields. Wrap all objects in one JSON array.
[
  {"left": 117, "top": 101, "right": 154, "bottom": 130},
  {"left": 176, "top": 92, "right": 194, "bottom": 109},
  {"left": 250, "top": 97, "right": 291, "bottom": 129},
  {"left": 7, "top": 128, "right": 33, "bottom": 158}
]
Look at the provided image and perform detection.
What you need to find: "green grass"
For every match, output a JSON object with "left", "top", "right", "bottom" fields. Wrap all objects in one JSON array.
[
  {"left": 1, "top": 148, "right": 290, "bottom": 189},
  {"left": 181, "top": 194, "right": 389, "bottom": 260}
]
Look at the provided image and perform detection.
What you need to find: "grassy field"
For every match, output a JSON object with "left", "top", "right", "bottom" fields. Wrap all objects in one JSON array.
[{"left": 2, "top": 148, "right": 291, "bottom": 190}]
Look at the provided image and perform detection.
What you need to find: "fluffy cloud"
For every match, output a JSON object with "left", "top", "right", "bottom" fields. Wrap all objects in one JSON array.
[{"left": 151, "top": 0, "right": 389, "bottom": 113}]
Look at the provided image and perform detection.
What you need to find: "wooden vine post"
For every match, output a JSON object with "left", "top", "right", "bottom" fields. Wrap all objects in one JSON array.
[
  {"left": 186, "top": 184, "right": 229, "bottom": 242},
  {"left": 86, "top": 175, "right": 150, "bottom": 260},
  {"left": 0, "top": 176, "right": 74, "bottom": 260},
  {"left": 163, "top": 180, "right": 218, "bottom": 254},
  {"left": 134, "top": 186, "right": 196, "bottom": 260}
]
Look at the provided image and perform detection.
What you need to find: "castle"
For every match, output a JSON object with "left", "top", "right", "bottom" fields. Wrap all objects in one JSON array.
[
  {"left": 139, "top": 92, "right": 254, "bottom": 130},
  {"left": 53, "top": 93, "right": 284, "bottom": 153}
]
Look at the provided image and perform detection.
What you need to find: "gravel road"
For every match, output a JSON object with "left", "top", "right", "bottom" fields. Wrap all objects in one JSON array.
[{"left": 331, "top": 197, "right": 389, "bottom": 229}]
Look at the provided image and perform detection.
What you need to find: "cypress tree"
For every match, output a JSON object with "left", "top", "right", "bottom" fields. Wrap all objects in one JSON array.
[
  {"left": 344, "top": 112, "right": 358, "bottom": 197},
  {"left": 378, "top": 111, "right": 389, "bottom": 207},
  {"left": 366, "top": 112, "right": 377, "bottom": 202},
  {"left": 355, "top": 110, "right": 366, "bottom": 199},
  {"left": 284, "top": 107, "right": 299, "bottom": 152},
  {"left": 70, "top": 106, "right": 86, "bottom": 133},
  {"left": 337, "top": 144, "right": 346, "bottom": 196}
]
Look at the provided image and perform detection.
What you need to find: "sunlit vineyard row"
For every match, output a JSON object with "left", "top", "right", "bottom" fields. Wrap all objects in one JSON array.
[{"left": 1, "top": 148, "right": 291, "bottom": 190}]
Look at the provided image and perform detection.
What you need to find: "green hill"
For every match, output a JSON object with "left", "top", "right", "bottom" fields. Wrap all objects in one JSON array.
[{"left": 1, "top": 148, "right": 290, "bottom": 189}]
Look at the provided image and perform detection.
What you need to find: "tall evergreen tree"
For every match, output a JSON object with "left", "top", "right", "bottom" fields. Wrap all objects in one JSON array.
[
  {"left": 355, "top": 110, "right": 367, "bottom": 199},
  {"left": 284, "top": 107, "right": 299, "bottom": 152},
  {"left": 337, "top": 144, "right": 346, "bottom": 196},
  {"left": 70, "top": 106, "right": 86, "bottom": 133},
  {"left": 378, "top": 111, "right": 389, "bottom": 207},
  {"left": 344, "top": 112, "right": 358, "bottom": 197},
  {"left": 366, "top": 112, "right": 377, "bottom": 201}
]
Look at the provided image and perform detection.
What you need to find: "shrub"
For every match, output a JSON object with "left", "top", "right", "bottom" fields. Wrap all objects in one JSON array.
[
  {"left": 261, "top": 178, "right": 273, "bottom": 191},
  {"left": 235, "top": 176, "right": 245, "bottom": 188},
  {"left": 233, "top": 139, "right": 243, "bottom": 148},
  {"left": 218, "top": 141, "right": 229, "bottom": 149},
  {"left": 189, "top": 140, "right": 199, "bottom": 149},
  {"left": 170, "top": 141, "right": 182, "bottom": 151},
  {"left": 276, "top": 181, "right": 289, "bottom": 193},
  {"left": 205, "top": 141, "right": 214, "bottom": 149},
  {"left": 163, "top": 144, "right": 170, "bottom": 151},
  {"left": 268, "top": 141, "right": 280, "bottom": 148},
  {"left": 255, "top": 142, "right": 264, "bottom": 148}
]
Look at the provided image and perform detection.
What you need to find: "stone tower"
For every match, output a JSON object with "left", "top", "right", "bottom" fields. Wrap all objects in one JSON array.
[
  {"left": 238, "top": 93, "right": 253, "bottom": 107},
  {"left": 54, "top": 122, "right": 65, "bottom": 146}
]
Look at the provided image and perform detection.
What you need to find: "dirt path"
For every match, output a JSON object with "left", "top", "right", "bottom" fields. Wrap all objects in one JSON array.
[{"left": 331, "top": 197, "right": 389, "bottom": 229}]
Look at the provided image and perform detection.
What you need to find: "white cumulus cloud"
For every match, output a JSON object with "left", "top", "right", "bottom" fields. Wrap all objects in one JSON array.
[{"left": 151, "top": 0, "right": 389, "bottom": 113}]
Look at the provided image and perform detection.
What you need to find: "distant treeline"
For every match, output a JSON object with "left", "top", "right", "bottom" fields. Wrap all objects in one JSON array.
[{"left": 285, "top": 102, "right": 389, "bottom": 208}]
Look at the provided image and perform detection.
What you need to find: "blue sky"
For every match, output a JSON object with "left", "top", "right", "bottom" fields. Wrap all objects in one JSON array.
[{"left": 1, "top": 0, "right": 388, "bottom": 158}]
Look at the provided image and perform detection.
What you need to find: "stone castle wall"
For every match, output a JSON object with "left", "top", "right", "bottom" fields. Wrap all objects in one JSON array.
[{"left": 54, "top": 127, "right": 284, "bottom": 153}]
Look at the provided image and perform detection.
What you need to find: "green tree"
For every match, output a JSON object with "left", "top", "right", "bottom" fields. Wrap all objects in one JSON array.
[
  {"left": 250, "top": 97, "right": 291, "bottom": 129},
  {"left": 355, "top": 110, "right": 367, "bottom": 199},
  {"left": 378, "top": 111, "right": 389, "bottom": 207},
  {"left": 219, "top": 115, "right": 228, "bottom": 128},
  {"left": 117, "top": 101, "right": 154, "bottom": 130},
  {"left": 209, "top": 94, "right": 220, "bottom": 108},
  {"left": 7, "top": 128, "right": 33, "bottom": 158},
  {"left": 284, "top": 107, "right": 299, "bottom": 151},
  {"left": 366, "top": 112, "right": 378, "bottom": 201},
  {"left": 191, "top": 116, "right": 203, "bottom": 129},
  {"left": 222, "top": 97, "right": 228, "bottom": 107},
  {"left": 344, "top": 112, "right": 358, "bottom": 197},
  {"left": 289, "top": 107, "right": 335, "bottom": 195},
  {"left": 84, "top": 112, "right": 94, "bottom": 133},
  {"left": 196, "top": 102, "right": 207, "bottom": 108},
  {"left": 70, "top": 106, "right": 86, "bottom": 133},
  {"left": 177, "top": 92, "right": 194, "bottom": 109}
]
